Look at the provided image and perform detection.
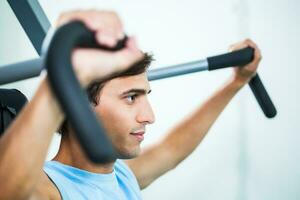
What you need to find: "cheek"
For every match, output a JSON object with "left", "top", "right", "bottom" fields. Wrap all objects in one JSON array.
[{"left": 95, "top": 102, "right": 134, "bottom": 138}]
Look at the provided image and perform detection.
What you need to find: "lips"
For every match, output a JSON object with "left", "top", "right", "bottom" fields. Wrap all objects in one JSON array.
[{"left": 130, "top": 131, "right": 145, "bottom": 142}]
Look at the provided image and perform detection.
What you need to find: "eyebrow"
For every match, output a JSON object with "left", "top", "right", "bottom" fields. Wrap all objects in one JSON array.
[{"left": 121, "top": 88, "right": 152, "bottom": 96}]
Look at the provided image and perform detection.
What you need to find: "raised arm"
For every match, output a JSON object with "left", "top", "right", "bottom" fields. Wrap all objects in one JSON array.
[
  {"left": 0, "top": 78, "right": 64, "bottom": 200},
  {"left": 0, "top": 10, "right": 143, "bottom": 200},
  {"left": 126, "top": 39, "right": 262, "bottom": 189}
]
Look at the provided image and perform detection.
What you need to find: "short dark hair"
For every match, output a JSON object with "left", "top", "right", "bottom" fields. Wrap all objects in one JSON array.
[{"left": 58, "top": 52, "right": 154, "bottom": 135}]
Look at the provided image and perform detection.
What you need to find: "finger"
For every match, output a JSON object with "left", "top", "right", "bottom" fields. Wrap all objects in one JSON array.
[
  {"left": 229, "top": 41, "right": 249, "bottom": 52},
  {"left": 244, "top": 38, "right": 258, "bottom": 49},
  {"left": 73, "top": 37, "right": 143, "bottom": 76},
  {"left": 110, "top": 37, "right": 144, "bottom": 71},
  {"left": 56, "top": 10, "right": 98, "bottom": 30},
  {"left": 93, "top": 12, "right": 123, "bottom": 47},
  {"left": 125, "top": 36, "right": 139, "bottom": 51},
  {"left": 57, "top": 10, "right": 124, "bottom": 47},
  {"left": 104, "top": 11, "right": 123, "bottom": 39},
  {"left": 95, "top": 30, "right": 118, "bottom": 47},
  {"left": 244, "top": 39, "right": 261, "bottom": 59},
  {"left": 244, "top": 39, "right": 262, "bottom": 63}
]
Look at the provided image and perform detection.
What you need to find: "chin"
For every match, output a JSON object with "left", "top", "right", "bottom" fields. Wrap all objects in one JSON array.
[{"left": 116, "top": 146, "right": 141, "bottom": 159}]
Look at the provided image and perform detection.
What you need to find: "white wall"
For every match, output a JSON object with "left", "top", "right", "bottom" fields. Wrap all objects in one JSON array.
[
  {"left": 244, "top": 1, "right": 300, "bottom": 199},
  {"left": 0, "top": 0, "right": 299, "bottom": 199}
]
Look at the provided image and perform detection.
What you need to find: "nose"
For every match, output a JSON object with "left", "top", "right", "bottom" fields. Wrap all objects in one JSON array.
[{"left": 136, "top": 98, "right": 155, "bottom": 125}]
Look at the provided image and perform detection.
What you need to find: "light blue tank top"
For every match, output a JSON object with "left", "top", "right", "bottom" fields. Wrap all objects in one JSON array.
[{"left": 43, "top": 160, "right": 142, "bottom": 200}]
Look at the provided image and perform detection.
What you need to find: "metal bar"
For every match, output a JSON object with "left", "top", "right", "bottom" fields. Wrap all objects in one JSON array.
[
  {"left": 7, "top": 0, "right": 51, "bottom": 55},
  {"left": 0, "top": 58, "right": 43, "bottom": 85},
  {"left": 0, "top": 48, "right": 277, "bottom": 118},
  {"left": 0, "top": 57, "right": 208, "bottom": 85},
  {"left": 148, "top": 59, "right": 208, "bottom": 81}
]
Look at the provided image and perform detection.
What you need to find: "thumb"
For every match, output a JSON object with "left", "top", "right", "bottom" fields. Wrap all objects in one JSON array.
[
  {"left": 110, "top": 37, "right": 144, "bottom": 72},
  {"left": 72, "top": 37, "right": 144, "bottom": 84}
]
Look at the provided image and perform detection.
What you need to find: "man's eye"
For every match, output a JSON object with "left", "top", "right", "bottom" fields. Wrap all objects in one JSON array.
[{"left": 126, "top": 95, "right": 137, "bottom": 103}]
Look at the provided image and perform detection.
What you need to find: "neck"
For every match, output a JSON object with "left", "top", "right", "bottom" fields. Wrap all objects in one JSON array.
[{"left": 53, "top": 133, "right": 115, "bottom": 174}]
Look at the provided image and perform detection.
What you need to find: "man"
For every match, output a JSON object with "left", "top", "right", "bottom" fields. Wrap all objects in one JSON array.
[{"left": 0, "top": 10, "right": 261, "bottom": 200}]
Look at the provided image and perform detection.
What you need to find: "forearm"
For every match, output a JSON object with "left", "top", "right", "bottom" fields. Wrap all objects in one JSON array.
[
  {"left": 129, "top": 39, "right": 261, "bottom": 189},
  {"left": 129, "top": 77, "right": 247, "bottom": 189},
  {"left": 0, "top": 78, "right": 64, "bottom": 199},
  {"left": 163, "top": 38, "right": 261, "bottom": 166},
  {"left": 162, "top": 77, "right": 246, "bottom": 167}
]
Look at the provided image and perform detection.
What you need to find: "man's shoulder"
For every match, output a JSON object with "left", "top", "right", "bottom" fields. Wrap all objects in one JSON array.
[{"left": 28, "top": 172, "right": 61, "bottom": 200}]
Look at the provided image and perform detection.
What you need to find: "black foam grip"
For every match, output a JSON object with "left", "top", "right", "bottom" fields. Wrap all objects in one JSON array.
[
  {"left": 249, "top": 74, "right": 277, "bottom": 118},
  {"left": 207, "top": 47, "right": 254, "bottom": 71},
  {"left": 208, "top": 47, "right": 277, "bottom": 118},
  {"left": 43, "top": 21, "right": 126, "bottom": 163}
]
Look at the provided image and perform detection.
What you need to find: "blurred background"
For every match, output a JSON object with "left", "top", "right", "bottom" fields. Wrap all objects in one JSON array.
[{"left": 0, "top": 0, "right": 299, "bottom": 199}]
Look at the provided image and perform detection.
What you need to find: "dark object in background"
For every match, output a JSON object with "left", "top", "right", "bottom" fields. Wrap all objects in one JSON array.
[{"left": 0, "top": 89, "right": 27, "bottom": 135}]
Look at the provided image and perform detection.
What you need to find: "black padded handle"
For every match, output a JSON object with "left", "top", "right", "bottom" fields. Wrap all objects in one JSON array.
[
  {"left": 207, "top": 47, "right": 277, "bottom": 118},
  {"left": 43, "top": 21, "right": 127, "bottom": 163},
  {"left": 207, "top": 47, "right": 254, "bottom": 71},
  {"left": 249, "top": 74, "right": 277, "bottom": 118}
]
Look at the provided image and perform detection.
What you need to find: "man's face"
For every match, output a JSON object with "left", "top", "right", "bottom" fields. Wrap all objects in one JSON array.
[{"left": 94, "top": 72, "right": 155, "bottom": 159}]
